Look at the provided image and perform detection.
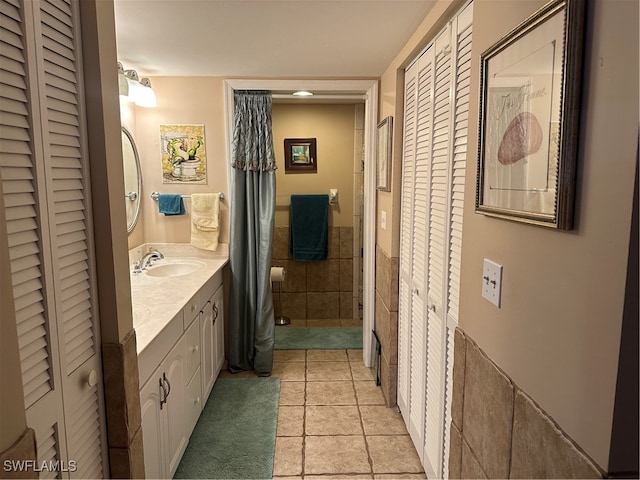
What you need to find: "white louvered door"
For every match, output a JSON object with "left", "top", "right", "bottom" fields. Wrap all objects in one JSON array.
[
  {"left": 397, "top": 2, "right": 473, "bottom": 478},
  {"left": 397, "top": 61, "right": 417, "bottom": 419},
  {"left": 0, "top": 0, "right": 108, "bottom": 477},
  {"left": 441, "top": 6, "right": 473, "bottom": 478},
  {"left": 408, "top": 44, "right": 435, "bottom": 458}
]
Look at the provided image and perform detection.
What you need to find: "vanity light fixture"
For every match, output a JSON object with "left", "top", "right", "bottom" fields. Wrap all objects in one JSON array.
[
  {"left": 292, "top": 90, "right": 313, "bottom": 97},
  {"left": 117, "top": 62, "right": 157, "bottom": 107}
]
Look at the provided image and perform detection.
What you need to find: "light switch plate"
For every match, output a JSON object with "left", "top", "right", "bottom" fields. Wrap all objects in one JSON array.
[
  {"left": 381, "top": 210, "right": 387, "bottom": 230},
  {"left": 482, "top": 259, "right": 503, "bottom": 307}
]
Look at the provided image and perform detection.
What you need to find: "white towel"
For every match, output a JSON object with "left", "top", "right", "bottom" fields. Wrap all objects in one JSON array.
[{"left": 190, "top": 193, "right": 220, "bottom": 251}]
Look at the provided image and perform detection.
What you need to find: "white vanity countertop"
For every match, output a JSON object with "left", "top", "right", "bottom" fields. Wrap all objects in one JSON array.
[{"left": 130, "top": 243, "right": 229, "bottom": 354}]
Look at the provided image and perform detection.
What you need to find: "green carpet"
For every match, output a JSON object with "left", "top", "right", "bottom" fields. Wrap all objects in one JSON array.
[
  {"left": 274, "top": 326, "right": 363, "bottom": 350},
  {"left": 174, "top": 378, "right": 280, "bottom": 479}
]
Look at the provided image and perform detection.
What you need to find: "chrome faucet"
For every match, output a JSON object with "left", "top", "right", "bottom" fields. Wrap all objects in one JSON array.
[{"left": 139, "top": 247, "right": 164, "bottom": 269}]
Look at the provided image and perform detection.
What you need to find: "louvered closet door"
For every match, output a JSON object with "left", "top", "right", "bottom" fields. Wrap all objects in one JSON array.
[
  {"left": 397, "top": 2, "right": 473, "bottom": 478},
  {"left": 407, "top": 45, "right": 435, "bottom": 458},
  {"left": 441, "top": 5, "right": 473, "bottom": 479},
  {"left": 0, "top": 1, "right": 68, "bottom": 476},
  {"left": 397, "top": 61, "right": 417, "bottom": 419},
  {"left": 422, "top": 26, "right": 452, "bottom": 478},
  {"left": 1, "top": 1, "right": 108, "bottom": 478}
]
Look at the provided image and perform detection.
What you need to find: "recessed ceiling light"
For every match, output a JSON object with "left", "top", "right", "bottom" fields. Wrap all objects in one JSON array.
[{"left": 293, "top": 91, "right": 313, "bottom": 97}]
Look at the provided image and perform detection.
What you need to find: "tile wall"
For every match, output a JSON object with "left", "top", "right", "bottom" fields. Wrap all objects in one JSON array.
[
  {"left": 373, "top": 246, "right": 399, "bottom": 407},
  {"left": 450, "top": 328, "right": 605, "bottom": 479},
  {"left": 272, "top": 226, "right": 358, "bottom": 321}
]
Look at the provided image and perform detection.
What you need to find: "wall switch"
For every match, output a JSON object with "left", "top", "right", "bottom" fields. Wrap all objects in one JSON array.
[
  {"left": 381, "top": 210, "right": 387, "bottom": 230},
  {"left": 482, "top": 259, "right": 503, "bottom": 307}
]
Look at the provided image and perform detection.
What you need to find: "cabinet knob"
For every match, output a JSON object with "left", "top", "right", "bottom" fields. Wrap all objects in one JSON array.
[
  {"left": 194, "top": 396, "right": 201, "bottom": 405},
  {"left": 192, "top": 345, "right": 199, "bottom": 353},
  {"left": 87, "top": 370, "right": 98, "bottom": 387}
]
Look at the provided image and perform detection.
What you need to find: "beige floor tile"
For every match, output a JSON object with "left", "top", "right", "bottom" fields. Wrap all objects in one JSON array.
[
  {"left": 307, "top": 361, "right": 352, "bottom": 381},
  {"left": 304, "top": 435, "right": 371, "bottom": 475},
  {"left": 367, "top": 435, "right": 424, "bottom": 474},
  {"left": 347, "top": 349, "right": 364, "bottom": 361},
  {"left": 275, "top": 350, "right": 307, "bottom": 363},
  {"left": 359, "top": 406, "right": 408, "bottom": 435},
  {"left": 274, "top": 477, "right": 303, "bottom": 480},
  {"left": 273, "top": 362, "right": 306, "bottom": 381},
  {"left": 307, "top": 350, "right": 349, "bottom": 362},
  {"left": 277, "top": 406, "right": 304, "bottom": 436},
  {"left": 306, "top": 475, "right": 373, "bottom": 479},
  {"left": 280, "top": 381, "right": 306, "bottom": 405},
  {"left": 354, "top": 381, "right": 386, "bottom": 405},
  {"left": 274, "top": 436, "right": 304, "bottom": 476},
  {"left": 350, "top": 360, "right": 375, "bottom": 381},
  {"left": 306, "top": 381, "right": 356, "bottom": 405},
  {"left": 374, "top": 474, "right": 427, "bottom": 479},
  {"left": 306, "top": 405, "right": 363, "bottom": 435}
]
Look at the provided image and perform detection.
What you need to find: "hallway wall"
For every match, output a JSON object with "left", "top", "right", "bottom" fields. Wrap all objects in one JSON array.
[
  {"left": 376, "top": 0, "right": 638, "bottom": 472},
  {"left": 132, "top": 77, "right": 230, "bottom": 247}
]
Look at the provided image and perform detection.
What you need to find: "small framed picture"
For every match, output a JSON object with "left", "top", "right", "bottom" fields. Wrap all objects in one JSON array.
[
  {"left": 376, "top": 117, "right": 393, "bottom": 191},
  {"left": 284, "top": 138, "right": 317, "bottom": 173}
]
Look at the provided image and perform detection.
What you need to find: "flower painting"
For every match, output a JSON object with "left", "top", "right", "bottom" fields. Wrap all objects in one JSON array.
[{"left": 160, "top": 124, "right": 207, "bottom": 184}]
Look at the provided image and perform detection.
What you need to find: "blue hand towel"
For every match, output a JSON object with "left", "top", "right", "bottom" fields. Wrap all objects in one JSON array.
[
  {"left": 157, "top": 194, "right": 185, "bottom": 216},
  {"left": 289, "top": 194, "right": 329, "bottom": 262}
]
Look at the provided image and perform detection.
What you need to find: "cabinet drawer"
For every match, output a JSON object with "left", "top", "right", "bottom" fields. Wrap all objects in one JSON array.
[
  {"left": 185, "top": 319, "right": 201, "bottom": 381},
  {"left": 183, "top": 292, "right": 201, "bottom": 329}
]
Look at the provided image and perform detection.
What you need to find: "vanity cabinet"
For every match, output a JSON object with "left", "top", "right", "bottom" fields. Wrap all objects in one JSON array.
[
  {"left": 137, "top": 264, "right": 226, "bottom": 478},
  {"left": 140, "top": 336, "right": 187, "bottom": 479},
  {"left": 201, "top": 283, "right": 225, "bottom": 402}
]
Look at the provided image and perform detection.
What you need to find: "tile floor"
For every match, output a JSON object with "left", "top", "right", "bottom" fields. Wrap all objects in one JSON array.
[{"left": 224, "top": 347, "right": 425, "bottom": 479}]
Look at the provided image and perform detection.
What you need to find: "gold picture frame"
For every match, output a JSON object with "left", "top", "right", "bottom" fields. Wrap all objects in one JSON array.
[{"left": 376, "top": 116, "right": 393, "bottom": 191}]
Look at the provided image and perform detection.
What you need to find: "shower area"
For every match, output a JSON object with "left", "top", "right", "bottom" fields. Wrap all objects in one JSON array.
[{"left": 270, "top": 101, "right": 365, "bottom": 325}]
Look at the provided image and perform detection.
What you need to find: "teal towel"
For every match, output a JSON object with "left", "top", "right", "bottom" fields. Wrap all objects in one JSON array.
[
  {"left": 289, "top": 194, "right": 329, "bottom": 261},
  {"left": 157, "top": 194, "right": 185, "bottom": 216}
]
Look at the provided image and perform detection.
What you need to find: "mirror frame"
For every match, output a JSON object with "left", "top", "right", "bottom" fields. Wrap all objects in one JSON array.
[{"left": 122, "top": 126, "right": 142, "bottom": 233}]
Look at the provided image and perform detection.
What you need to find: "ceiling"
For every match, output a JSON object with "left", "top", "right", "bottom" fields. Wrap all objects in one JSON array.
[{"left": 114, "top": 1, "right": 437, "bottom": 78}]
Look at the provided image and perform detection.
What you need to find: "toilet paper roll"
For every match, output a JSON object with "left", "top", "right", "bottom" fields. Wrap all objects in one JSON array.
[{"left": 270, "top": 267, "right": 286, "bottom": 282}]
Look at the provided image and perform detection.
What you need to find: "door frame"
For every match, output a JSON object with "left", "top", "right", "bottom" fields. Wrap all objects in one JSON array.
[{"left": 223, "top": 79, "right": 378, "bottom": 366}]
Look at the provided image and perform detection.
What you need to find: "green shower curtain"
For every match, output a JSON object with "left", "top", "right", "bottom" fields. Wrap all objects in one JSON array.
[{"left": 227, "top": 91, "right": 276, "bottom": 376}]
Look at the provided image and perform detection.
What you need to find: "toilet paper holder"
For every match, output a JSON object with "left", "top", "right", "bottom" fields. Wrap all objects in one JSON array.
[
  {"left": 328, "top": 189, "right": 338, "bottom": 205},
  {"left": 270, "top": 267, "right": 290, "bottom": 326}
]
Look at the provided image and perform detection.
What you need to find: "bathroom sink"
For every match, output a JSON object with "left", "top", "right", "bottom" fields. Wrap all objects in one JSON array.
[{"left": 145, "top": 260, "right": 206, "bottom": 278}]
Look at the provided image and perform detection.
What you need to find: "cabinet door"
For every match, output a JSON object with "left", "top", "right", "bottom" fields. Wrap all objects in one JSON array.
[
  {"left": 140, "top": 375, "right": 165, "bottom": 479},
  {"left": 200, "top": 300, "right": 215, "bottom": 403},
  {"left": 164, "top": 337, "right": 187, "bottom": 478},
  {"left": 212, "top": 285, "right": 225, "bottom": 378}
]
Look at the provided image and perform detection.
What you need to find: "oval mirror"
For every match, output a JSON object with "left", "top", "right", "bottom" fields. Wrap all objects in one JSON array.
[{"left": 122, "top": 126, "right": 142, "bottom": 233}]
